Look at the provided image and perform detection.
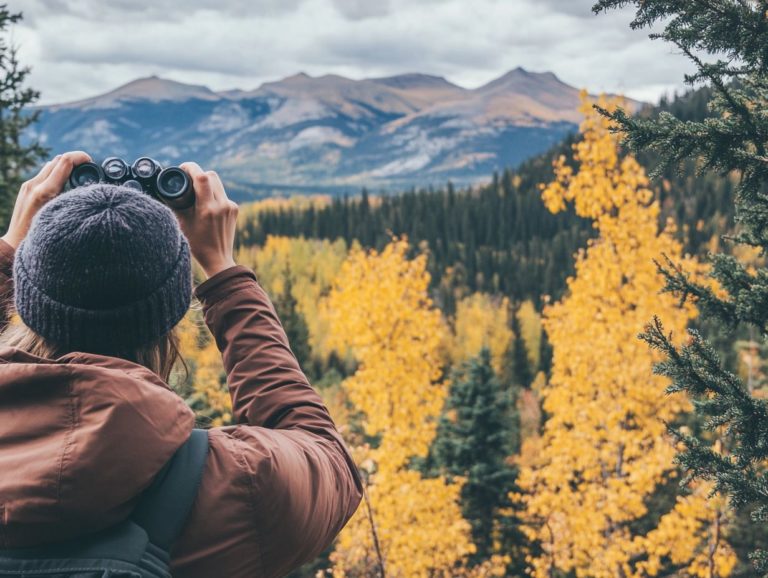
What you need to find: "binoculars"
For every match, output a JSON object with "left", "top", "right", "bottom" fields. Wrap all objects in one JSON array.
[{"left": 68, "top": 157, "right": 195, "bottom": 210}]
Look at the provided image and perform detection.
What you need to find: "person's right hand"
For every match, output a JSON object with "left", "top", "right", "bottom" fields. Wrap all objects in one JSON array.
[
  {"left": 175, "top": 162, "right": 238, "bottom": 279},
  {"left": 2, "top": 151, "right": 92, "bottom": 250}
]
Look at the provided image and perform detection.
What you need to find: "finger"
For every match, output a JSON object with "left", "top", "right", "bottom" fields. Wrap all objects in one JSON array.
[
  {"left": 27, "top": 156, "right": 61, "bottom": 186},
  {"left": 60, "top": 150, "right": 93, "bottom": 168},
  {"left": 39, "top": 151, "right": 93, "bottom": 193},
  {"left": 50, "top": 151, "right": 92, "bottom": 178},
  {"left": 179, "top": 162, "right": 214, "bottom": 206},
  {"left": 42, "top": 152, "right": 90, "bottom": 196},
  {"left": 205, "top": 170, "right": 228, "bottom": 203}
]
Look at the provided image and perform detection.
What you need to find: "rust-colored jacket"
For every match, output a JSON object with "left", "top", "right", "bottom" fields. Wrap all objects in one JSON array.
[{"left": 0, "top": 239, "right": 363, "bottom": 577}]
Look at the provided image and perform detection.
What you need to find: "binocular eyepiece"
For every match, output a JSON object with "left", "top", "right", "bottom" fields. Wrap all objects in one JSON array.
[{"left": 69, "top": 157, "right": 195, "bottom": 210}]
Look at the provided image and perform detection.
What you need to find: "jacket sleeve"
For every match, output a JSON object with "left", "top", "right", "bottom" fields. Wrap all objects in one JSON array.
[
  {"left": 0, "top": 239, "right": 15, "bottom": 332},
  {"left": 194, "top": 265, "right": 363, "bottom": 576}
]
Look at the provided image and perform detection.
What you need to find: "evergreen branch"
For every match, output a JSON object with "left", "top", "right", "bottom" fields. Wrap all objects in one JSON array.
[
  {"left": 677, "top": 44, "right": 766, "bottom": 157},
  {"left": 653, "top": 255, "right": 738, "bottom": 328},
  {"left": 643, "top": 318, "right": 768, "bottom": 467}
]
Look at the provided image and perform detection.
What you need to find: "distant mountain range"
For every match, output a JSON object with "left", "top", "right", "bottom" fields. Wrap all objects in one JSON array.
[{"left": 29, "top": 68, "right": 642, "bottom": 198}]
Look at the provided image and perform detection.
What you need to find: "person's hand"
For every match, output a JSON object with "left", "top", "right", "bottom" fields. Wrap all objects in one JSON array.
[
  {"left": 1, "top": 151, "right": 92, "bottom": 250},
  {"left": 175, "top": 162, "right": 238, "bottom": 279}
]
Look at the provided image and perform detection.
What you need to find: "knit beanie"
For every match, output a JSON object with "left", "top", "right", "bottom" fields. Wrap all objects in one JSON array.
[{"left": 13, "top": 183, "right": 192, "bottom": 355}]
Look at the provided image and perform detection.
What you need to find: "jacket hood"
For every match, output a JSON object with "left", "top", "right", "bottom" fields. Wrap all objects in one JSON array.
[{"left": 0, "top": 346, "right": 195, "bottom": 548}]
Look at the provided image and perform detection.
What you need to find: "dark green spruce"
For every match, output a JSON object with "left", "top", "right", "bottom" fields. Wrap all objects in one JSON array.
[
  {"left": 506, "top": 305, "right": 533, "bottom": 389},
  {"left": 428, "top": 348, "right": 525, "bottom": 573},
  {"left": 0, "top": 4, "right": 46, "bottom": 228},
  {"left": 595, "top": 0, "right": 768, "bottom": 572},
  {"left": 274, "top": 265, "right": 312, "bottom": 373}
]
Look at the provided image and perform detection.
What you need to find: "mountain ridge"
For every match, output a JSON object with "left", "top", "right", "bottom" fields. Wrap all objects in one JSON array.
[{"left": 29, "top": 68, "right": 643, "bottom": 198}]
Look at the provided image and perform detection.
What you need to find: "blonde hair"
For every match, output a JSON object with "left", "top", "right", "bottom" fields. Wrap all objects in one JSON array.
[{"left": 0, "top": 321, "right": 184, "bottom": 382}]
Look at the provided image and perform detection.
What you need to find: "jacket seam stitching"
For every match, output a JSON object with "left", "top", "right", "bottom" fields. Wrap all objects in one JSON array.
[
  {"left": 229, "top": 434, "right": 267, "bottom": 578},
  {"left": 56, "top": 367, "right": 78, "bottom": 504}
]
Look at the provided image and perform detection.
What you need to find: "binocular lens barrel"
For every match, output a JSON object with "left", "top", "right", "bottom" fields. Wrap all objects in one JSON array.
[
  {"left": 132, "top": 157, "right": 160, "bottom": 180},
  {"left": 156, "top": 167, "right": 194, "bottom": 210},
  {"left": 102, "top": 157, "right": 130, "bottom": 181},
  {"left": 69, "top": 162, "right": 104, "bottom": 188}
]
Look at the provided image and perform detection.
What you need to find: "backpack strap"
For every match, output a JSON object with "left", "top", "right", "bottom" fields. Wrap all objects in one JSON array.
[{"left": 131, "top": 428, "right": 209, "bottom": 551}]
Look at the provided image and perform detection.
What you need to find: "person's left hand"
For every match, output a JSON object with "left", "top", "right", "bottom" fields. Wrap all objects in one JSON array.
[{"left": 1, "top": 151, "right": 92, "bottom": 250}]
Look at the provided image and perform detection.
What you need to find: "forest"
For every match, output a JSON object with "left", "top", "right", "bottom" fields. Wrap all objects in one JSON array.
[
  {"left": 169, "top": 83, "right": 762, "bottom": 577},
  {"left": 2, "top": 1, "right": 767, "bottom": 577}
]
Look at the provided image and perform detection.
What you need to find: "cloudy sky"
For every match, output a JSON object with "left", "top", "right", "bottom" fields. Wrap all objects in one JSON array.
[{"left": 13, "top": 0, "right": 695, "bottom": 106}]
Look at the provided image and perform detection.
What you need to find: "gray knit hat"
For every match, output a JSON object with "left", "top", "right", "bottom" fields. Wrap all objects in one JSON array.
[{"left": 14, "top": 183, "right": 192, "bottom": 354}]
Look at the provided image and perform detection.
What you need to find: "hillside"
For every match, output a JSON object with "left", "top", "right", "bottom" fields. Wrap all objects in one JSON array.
[
  {"left": 29, "top": 69, "right": 641, "bottom": 197},
  {"left": 238, "top": 87, "right": 735, "bottom": 311}
]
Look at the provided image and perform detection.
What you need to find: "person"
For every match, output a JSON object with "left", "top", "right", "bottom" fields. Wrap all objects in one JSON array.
[{"left": 0, "top": 151, "right": 363, "bottom": 577}]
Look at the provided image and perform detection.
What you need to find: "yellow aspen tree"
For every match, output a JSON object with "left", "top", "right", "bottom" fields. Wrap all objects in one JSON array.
[
  {"left": 516, "top": 300, "right": 542, "bottom": 370},
  {"left": 450, "top": 293, "right": 513, "bottom": 375},
  {"left": 325, "top": 238, "right": 474, "bottom": 578},
  {"left": 519, "top": 93, "right": 736, "bottom": 578},
  {"left": 634, "top": 482, "right": 736, "bottom": 578}
]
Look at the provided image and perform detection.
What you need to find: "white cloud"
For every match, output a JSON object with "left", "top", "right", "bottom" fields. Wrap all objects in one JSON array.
[
  {"left": 11, "top": 0, "right": 696, "bottom": 105},
  {"left": 331, "top": 0, "right": 392, "bottom": 20}
]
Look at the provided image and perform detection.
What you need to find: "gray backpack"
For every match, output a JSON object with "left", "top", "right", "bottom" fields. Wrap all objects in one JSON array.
[{"left": 0, "top": 429, "right": 208, "bottom": 578}]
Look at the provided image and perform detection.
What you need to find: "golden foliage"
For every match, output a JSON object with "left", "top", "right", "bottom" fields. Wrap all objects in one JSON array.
[
  {"left": 520, "top": 93, "right": 732, "bottom": 577},
  {"left": 237, "top": 195, "right": 331, "bottom": 221},
  {"left": 450, "top": 293, "right": 513, "bottom": 376},
  {"left": 326, "top": 239, "right": 474, "bottom": 577},
  {"left": 517, "top": 299, "right": 542, "bottom": 370},
  {"left": 634, "top": 483, "right": 736, "bottom": 577}
]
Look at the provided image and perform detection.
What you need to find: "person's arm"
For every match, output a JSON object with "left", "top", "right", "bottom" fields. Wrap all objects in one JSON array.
[
  {"left": 175, "top": 165, "right": 363, "bottom": 576},
  {"left": 195, "top": 266, "right": 350, "bottom": 439}
]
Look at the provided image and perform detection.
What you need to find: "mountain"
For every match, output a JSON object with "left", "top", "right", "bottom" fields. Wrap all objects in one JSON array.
[
  {"left": 49, "top": 76, "right": 220, "bottom": 109},
  {"left": 28, "top": 69, "right": 643, "bottom": 198}
]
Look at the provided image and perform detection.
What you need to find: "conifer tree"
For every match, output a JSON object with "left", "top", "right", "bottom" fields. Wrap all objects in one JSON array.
[
  {"left": 0, "top": 4, "right": 46, "bottom": 228},
  {"left": 509, "top": 305, "right": 533, "bottom": 388},
  {"left": 594, "top": 1, "right": 768, "bottom": 571},
  {"left": 430, "top": 348, "right": 525, "bottom": 573},
  {"left": 274, "top": 264, "right": 312, "bottom": 373}
]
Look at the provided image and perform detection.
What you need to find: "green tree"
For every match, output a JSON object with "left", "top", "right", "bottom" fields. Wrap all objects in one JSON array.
[
  {"left": 0, "top": 4, "right": 46, "bottom": 228},
  {"left": 430, "top": 348, "right": 525, "bottom": 573},
  {"left": 594, "top": 0, "right": 768, "bottom": 572},
  {"left": 274, "top": 265, "right": 312, "bottom": 373},
  {"left": 508, "top": 304, "right": 533, "bottom": 388}
]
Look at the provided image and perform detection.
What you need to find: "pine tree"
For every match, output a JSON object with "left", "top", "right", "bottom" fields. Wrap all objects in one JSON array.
[
  {"left": 0, "top": 4, "right": 46, "bottom": 228},
  {"left": 509, "top": 305, "right": 533, "bottom": 388},
  {"left": 594, "top": 1, "right": 768, "bottom": 572},
  {"left": 274, "top": 264, "right": 312, "bottom": 373},
  {"left": 430, "top": 348, "right": 525, "bottom": 573}
]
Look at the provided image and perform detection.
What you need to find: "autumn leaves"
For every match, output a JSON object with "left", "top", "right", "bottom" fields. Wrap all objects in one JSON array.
[
  {"left": 521, "top": 94, "right": 735, "bottom": 577},
  {"left": 173, "top": 94, "right": 733, "bottom": 576}
]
